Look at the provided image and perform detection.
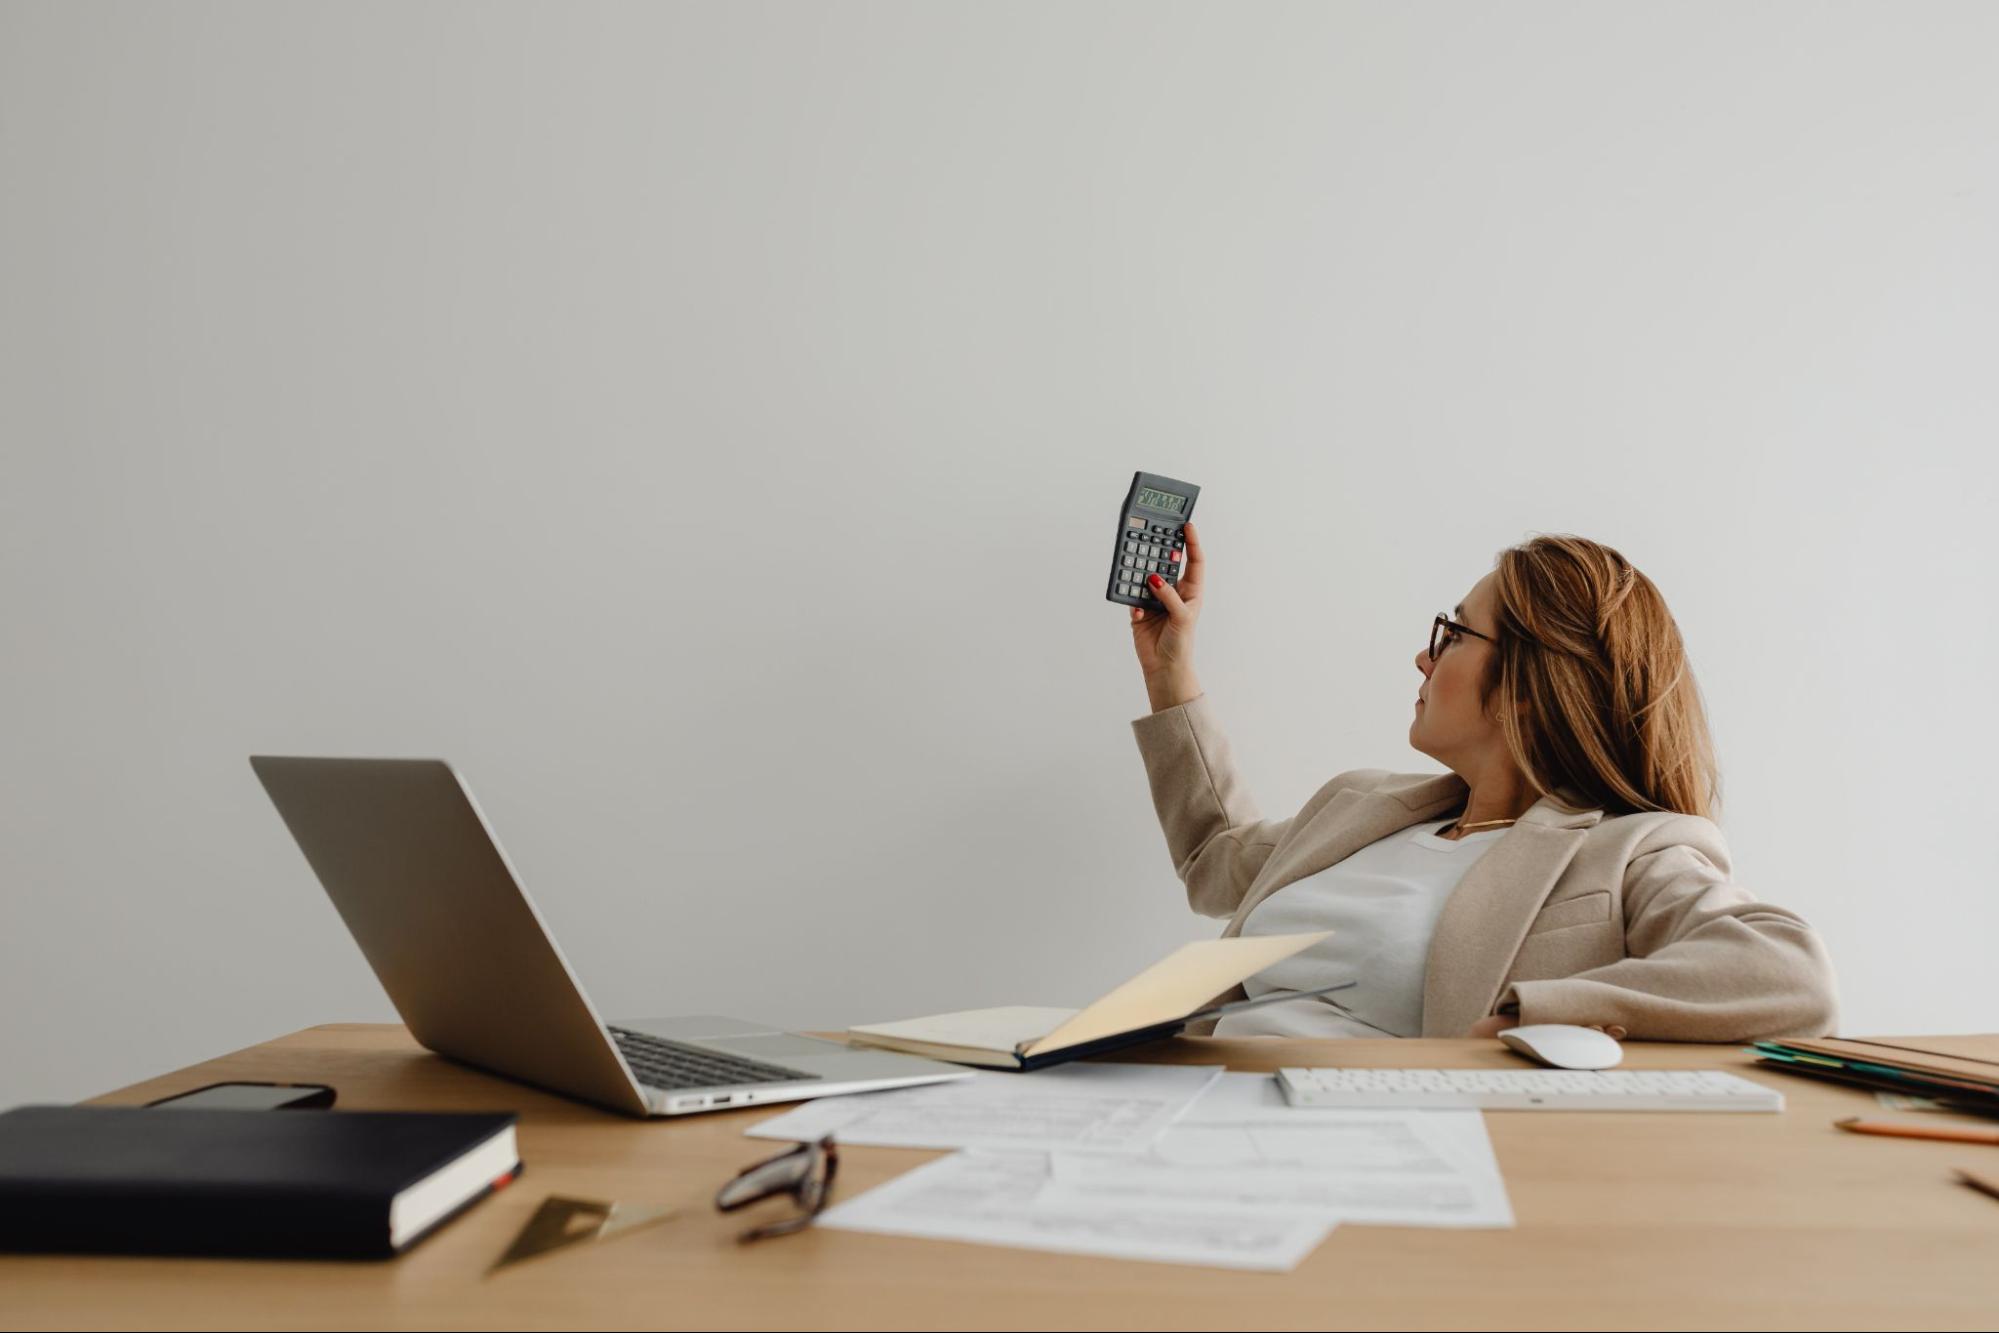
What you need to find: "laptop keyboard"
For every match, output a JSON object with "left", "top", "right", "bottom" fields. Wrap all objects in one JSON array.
[{"left": 608, "top": 1026, "right": 821, "bottom": 1091}]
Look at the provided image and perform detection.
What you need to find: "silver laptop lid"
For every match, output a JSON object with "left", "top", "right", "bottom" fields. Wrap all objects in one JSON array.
[{"left": 250, "top": 756, "right": 651, "bottom": 1116}]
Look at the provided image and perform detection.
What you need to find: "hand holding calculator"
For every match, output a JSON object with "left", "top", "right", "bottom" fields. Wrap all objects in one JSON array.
[
  {"left": 1107, "top": 472, "right": 1199, "bottom": 613},
  {"left": 1113, "top": 473, "right": 1205, "bottom": 689}
]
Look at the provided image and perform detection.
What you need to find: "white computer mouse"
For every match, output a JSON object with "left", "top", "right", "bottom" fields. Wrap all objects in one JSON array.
[{"left": 1498, "top": 1024, "right": 1624, "bottom": 1071}]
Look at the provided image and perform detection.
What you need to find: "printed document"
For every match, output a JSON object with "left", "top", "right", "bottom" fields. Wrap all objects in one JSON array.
[
  {"left": 745, "top": 1063, "right": 1224, "bottom": 1154},
  {"left": 1045, "top": 1072, "right": 1514, "bottom": 1228},
  {"left": 816, "top": 1150, "right": 1335, "bottom": 1272}
]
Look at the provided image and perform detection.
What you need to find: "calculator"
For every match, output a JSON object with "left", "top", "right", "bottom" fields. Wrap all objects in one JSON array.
[{"left": 1107, "top": 471, "right": 1199, "bottom": 610}]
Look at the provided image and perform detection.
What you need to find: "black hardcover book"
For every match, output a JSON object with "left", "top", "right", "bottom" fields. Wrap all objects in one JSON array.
[{"left": 0, "top": 1105, "right": 520, "bottom": 1259}]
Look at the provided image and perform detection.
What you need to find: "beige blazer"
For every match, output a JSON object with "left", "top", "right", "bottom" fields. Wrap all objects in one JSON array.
[{"left": 1132, "top": 695, "right": 1839, "bottom": 1041}]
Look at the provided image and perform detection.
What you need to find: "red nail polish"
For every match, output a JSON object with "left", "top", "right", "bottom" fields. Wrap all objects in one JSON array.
[{"left": 1148, "top": 574, "right": 1161, "bottom": 586}]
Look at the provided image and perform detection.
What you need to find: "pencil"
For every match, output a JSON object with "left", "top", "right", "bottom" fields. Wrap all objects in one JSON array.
[{"left": 1834, "top": 1117, "right": 1999, "bottom": 1146}]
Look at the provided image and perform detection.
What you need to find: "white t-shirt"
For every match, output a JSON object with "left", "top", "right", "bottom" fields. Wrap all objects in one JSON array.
[{"left": 1214, "top": 818, "right": 1506, "bottom": 1039}]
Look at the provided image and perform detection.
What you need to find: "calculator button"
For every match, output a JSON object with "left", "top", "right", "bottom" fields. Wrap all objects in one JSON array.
[
  {"left": 1124, "top": 541, "right": 1137, "bottom": 554},
  {"left": 1170, "top": 549, "right": 1182, "bottom": 562}
]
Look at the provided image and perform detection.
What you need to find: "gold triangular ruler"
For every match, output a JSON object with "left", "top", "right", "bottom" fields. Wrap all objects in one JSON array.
[{"left": 489, "top": 1194, "right": 678, "bottom": 1274}]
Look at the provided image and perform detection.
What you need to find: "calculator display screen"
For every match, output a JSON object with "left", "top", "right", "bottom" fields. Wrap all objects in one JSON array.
[{"left": 1135, "top": 487, "right": 1187, "bottom": 515}]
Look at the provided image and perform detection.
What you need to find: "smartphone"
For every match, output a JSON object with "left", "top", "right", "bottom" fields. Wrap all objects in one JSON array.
[{"left": 144, "top": 1081, "right": 337, "bottom": 1111}]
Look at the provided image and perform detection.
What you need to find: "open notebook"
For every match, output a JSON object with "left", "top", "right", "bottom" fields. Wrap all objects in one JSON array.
[{"left": 847, "top": 933, "right": 1348, "bottom": 1071}]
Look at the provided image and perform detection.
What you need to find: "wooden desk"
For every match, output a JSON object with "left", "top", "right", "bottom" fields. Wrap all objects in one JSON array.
[{"left": 3, "top": 1026, "right": 1995, "bottom": 1331}]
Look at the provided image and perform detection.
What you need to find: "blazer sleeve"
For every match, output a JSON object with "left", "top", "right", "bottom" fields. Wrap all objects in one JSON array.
[
  {"left": 1129, "top": 693, "right": 1296, "bottom": 919},
  {"left": 1499, "top": 817, "right": 1841, "bottom": 1042}
]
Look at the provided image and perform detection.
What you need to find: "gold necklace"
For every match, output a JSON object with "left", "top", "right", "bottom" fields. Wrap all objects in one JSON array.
[{"left": 1449, "top": 816, "right": 1518, "bottom": 836}]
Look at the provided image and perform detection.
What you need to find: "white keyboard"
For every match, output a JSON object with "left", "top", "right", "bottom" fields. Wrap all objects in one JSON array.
[{"left": 1277, "top": 1066, "right": 1783, "bottom": 1112}]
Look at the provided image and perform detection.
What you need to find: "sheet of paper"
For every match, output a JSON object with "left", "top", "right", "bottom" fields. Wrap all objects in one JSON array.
[
  {"left": 1163, "top": 1079, "right": 1505, "bottom": 1172},
  {"left": 1047, "top": 1073, "right": 1514, "bottom": 1228},
  {"left": 1173, "top": 1073, "right": 1509, "bottom": 1172},
  {"left": 816, "top": 1150, "right": 1336, "bottom": 1272},
  {"left": 1148, "top": 1115, "right": 1494, "bottom": 1175},
  {"left": 745, "top": 1063, "right": 1226, "bottom": 1153},
  {"left": 1047, "top": 1129, "right": 1513, "bottom": 1229},
  {"left": 1174, "top": 1068, "right": 1316, "bottom": 1123}
]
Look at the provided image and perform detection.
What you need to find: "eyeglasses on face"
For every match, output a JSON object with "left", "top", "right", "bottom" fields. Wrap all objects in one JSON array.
[
  {"left": 1430, "top": 612, "right": 1497, "bottom": 664},
  {"left": 714, "top": 1134, "right": 839, "bottom": 1242}
]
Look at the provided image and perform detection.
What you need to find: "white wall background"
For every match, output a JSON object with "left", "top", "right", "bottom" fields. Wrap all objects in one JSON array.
[{"left": 3, "top": 1, "right": 1994, "bottom": 1105}]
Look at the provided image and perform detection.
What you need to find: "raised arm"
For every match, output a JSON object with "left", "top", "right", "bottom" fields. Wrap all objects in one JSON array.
[{"left": 1131, "top": 693, "right": 1300, "bottom": 918}]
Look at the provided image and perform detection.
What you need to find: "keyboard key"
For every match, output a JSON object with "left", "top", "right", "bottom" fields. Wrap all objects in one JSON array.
[{"left": 608, "top": 1027, "right": 819, "bottom": 1092}]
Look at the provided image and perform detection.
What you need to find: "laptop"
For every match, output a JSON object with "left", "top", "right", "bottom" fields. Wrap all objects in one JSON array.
[{"left": 250, "top": 756, "right": 971, "bottom": 1116}]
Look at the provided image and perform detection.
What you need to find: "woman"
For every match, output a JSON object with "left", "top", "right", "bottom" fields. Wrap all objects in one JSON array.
[{"left": 1127, "top": 525, "right": 1838, "bottom": 1042}]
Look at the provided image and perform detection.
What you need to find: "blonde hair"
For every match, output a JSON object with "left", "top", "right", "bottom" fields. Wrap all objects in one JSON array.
[{"left": 1483, "top": 535, "right": 1720, "bottom": 819}]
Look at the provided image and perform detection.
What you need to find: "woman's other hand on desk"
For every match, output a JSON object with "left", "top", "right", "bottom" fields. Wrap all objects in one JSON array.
[
  {"left": 1468, "top": 1015, "right": 1628, "bottom": 1040},
  {"left": 1133, "top": 520, "right": 1205, "bottom": 713}
]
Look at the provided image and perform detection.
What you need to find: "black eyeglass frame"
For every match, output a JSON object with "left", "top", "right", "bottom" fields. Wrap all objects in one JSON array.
[
  {"left": 715, "top": 1134, "right": 840, "bottom": 1242},
  {"left": 1430, "top": 612, "right": 1497, "bottom": 664}
]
